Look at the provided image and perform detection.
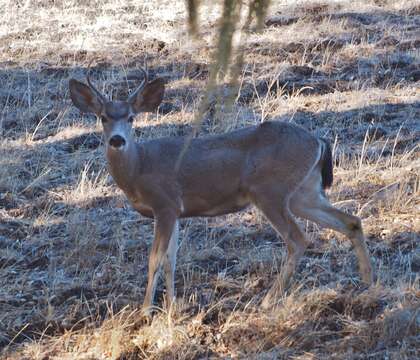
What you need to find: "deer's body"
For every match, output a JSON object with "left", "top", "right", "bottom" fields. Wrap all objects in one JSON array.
[
  {"left": 109, "top": 121, "right": 320, "bottom": 220},
  {"left": 69, "top": 70, "right": 373, "bottom": 313}
]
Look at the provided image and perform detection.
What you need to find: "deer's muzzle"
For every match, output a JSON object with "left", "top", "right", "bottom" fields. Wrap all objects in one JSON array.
[{"left": 109, "top": 135, "right": 126, "bottom": 148}]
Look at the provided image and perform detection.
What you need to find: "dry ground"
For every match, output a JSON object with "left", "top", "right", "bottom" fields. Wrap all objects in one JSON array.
[{"left": 0, "top": 0, "right": 419, "bottom": 359}]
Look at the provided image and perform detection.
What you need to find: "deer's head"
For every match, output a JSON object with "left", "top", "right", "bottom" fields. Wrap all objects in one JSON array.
[{"left": 69, "top": 68, "right": 164, "bottom": 150}]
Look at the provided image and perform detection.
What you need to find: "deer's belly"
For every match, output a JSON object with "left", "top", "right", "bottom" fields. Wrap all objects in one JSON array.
[
  {"left": 199, "top": 202, "right": 250, "bottom": 217},
  {"left": 130, "top": 200, "right": 154, "bottom": 218},
  {"left": 181, "top": 194, "right": 250, "bottom": 218}
]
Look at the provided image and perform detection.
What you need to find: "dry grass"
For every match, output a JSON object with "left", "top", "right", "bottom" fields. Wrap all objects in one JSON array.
[{"left": 1, "top": 0, "right": 419, "bottom": 359}]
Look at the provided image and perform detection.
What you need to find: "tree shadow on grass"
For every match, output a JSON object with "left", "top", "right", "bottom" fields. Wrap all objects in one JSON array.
[{"left": 1, "top": 3, "right": 419, "bottom": 353}]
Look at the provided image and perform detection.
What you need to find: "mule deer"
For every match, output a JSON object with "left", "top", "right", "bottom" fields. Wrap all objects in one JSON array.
[{"left": 69, "top": 68, "right": 373, "bottom": 312}]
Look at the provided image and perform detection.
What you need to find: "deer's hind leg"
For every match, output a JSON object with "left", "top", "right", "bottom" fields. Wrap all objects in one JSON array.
[
  {"left": 251, "top": 186, "right": 310, "bottom": 309},
  {"left": 290, "top": 172, "right": 373, "bottom": 285}
]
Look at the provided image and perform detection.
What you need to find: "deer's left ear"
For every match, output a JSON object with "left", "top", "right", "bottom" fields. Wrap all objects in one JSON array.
[{"left": 129, "top": 78, "right": 165, "bottom": 113}]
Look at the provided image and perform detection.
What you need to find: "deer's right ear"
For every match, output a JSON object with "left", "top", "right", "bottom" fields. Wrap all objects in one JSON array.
[{"left": 69, "top": 79, "right": 103, "bottom": 114}]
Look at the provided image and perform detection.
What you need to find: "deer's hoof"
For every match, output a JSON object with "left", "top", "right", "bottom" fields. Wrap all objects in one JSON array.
[
  {"left": 141, "top": 305, "right": 155, "bottom": 320},
  {"left": 261, "top": 294, "right": 274, "bottom": 310},
  {"left": 261, "top": 282, "right": 285, "bottom": 309},
  {"left": 261, "top": 290, "right": 279, "bottom": 310},
  {"left": 361, "top": 267, "right": 374, "bottom": 286}
]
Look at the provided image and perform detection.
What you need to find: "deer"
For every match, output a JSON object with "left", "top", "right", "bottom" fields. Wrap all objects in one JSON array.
[{"left": 69, "top": 67, "right": 373, "bottom": 313}]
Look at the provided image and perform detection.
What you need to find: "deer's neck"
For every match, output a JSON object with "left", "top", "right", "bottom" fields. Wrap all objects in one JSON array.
[{"left": 106, "top": 140, "right": 141, "bottom": 194}]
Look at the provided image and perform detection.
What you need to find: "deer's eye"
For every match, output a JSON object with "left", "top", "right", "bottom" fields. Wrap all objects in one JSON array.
[
  {"left": 101, "top": 116, "right": 108, "bottom": 123},
  {"left": 128, "top": 116, "right": 134, "bottom": 123}
]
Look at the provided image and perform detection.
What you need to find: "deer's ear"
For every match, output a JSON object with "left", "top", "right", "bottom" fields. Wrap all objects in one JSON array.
[
  {"left": 129, "top": 78, "right": 165, "bottom": 113},
  {"left": 69, "top": 79, "right": 103, "bottom": 114}
]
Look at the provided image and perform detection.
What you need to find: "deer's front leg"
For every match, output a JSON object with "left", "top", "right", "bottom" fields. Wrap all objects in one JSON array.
[{"left": 143, "top": 209, "right": 178, "bottom": 314}]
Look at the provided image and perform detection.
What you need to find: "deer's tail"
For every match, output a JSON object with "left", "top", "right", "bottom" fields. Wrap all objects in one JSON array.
[{"left": 320, "top": 138, "right": 333, "bottom": 189}]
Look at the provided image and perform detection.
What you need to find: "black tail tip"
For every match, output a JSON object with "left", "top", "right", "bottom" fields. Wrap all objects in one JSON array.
[{"left": 321, "top": 138, "right": 333, "bottom": 189}]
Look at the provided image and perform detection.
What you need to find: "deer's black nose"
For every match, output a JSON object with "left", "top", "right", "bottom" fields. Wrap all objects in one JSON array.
[{"left": 109, "top": 135, "right": 126, "bottom": 148}]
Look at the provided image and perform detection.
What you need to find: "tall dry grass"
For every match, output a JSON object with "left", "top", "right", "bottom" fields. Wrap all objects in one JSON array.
[{"left": 0, "top": 0, "right": 419, "bottom": 359}]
